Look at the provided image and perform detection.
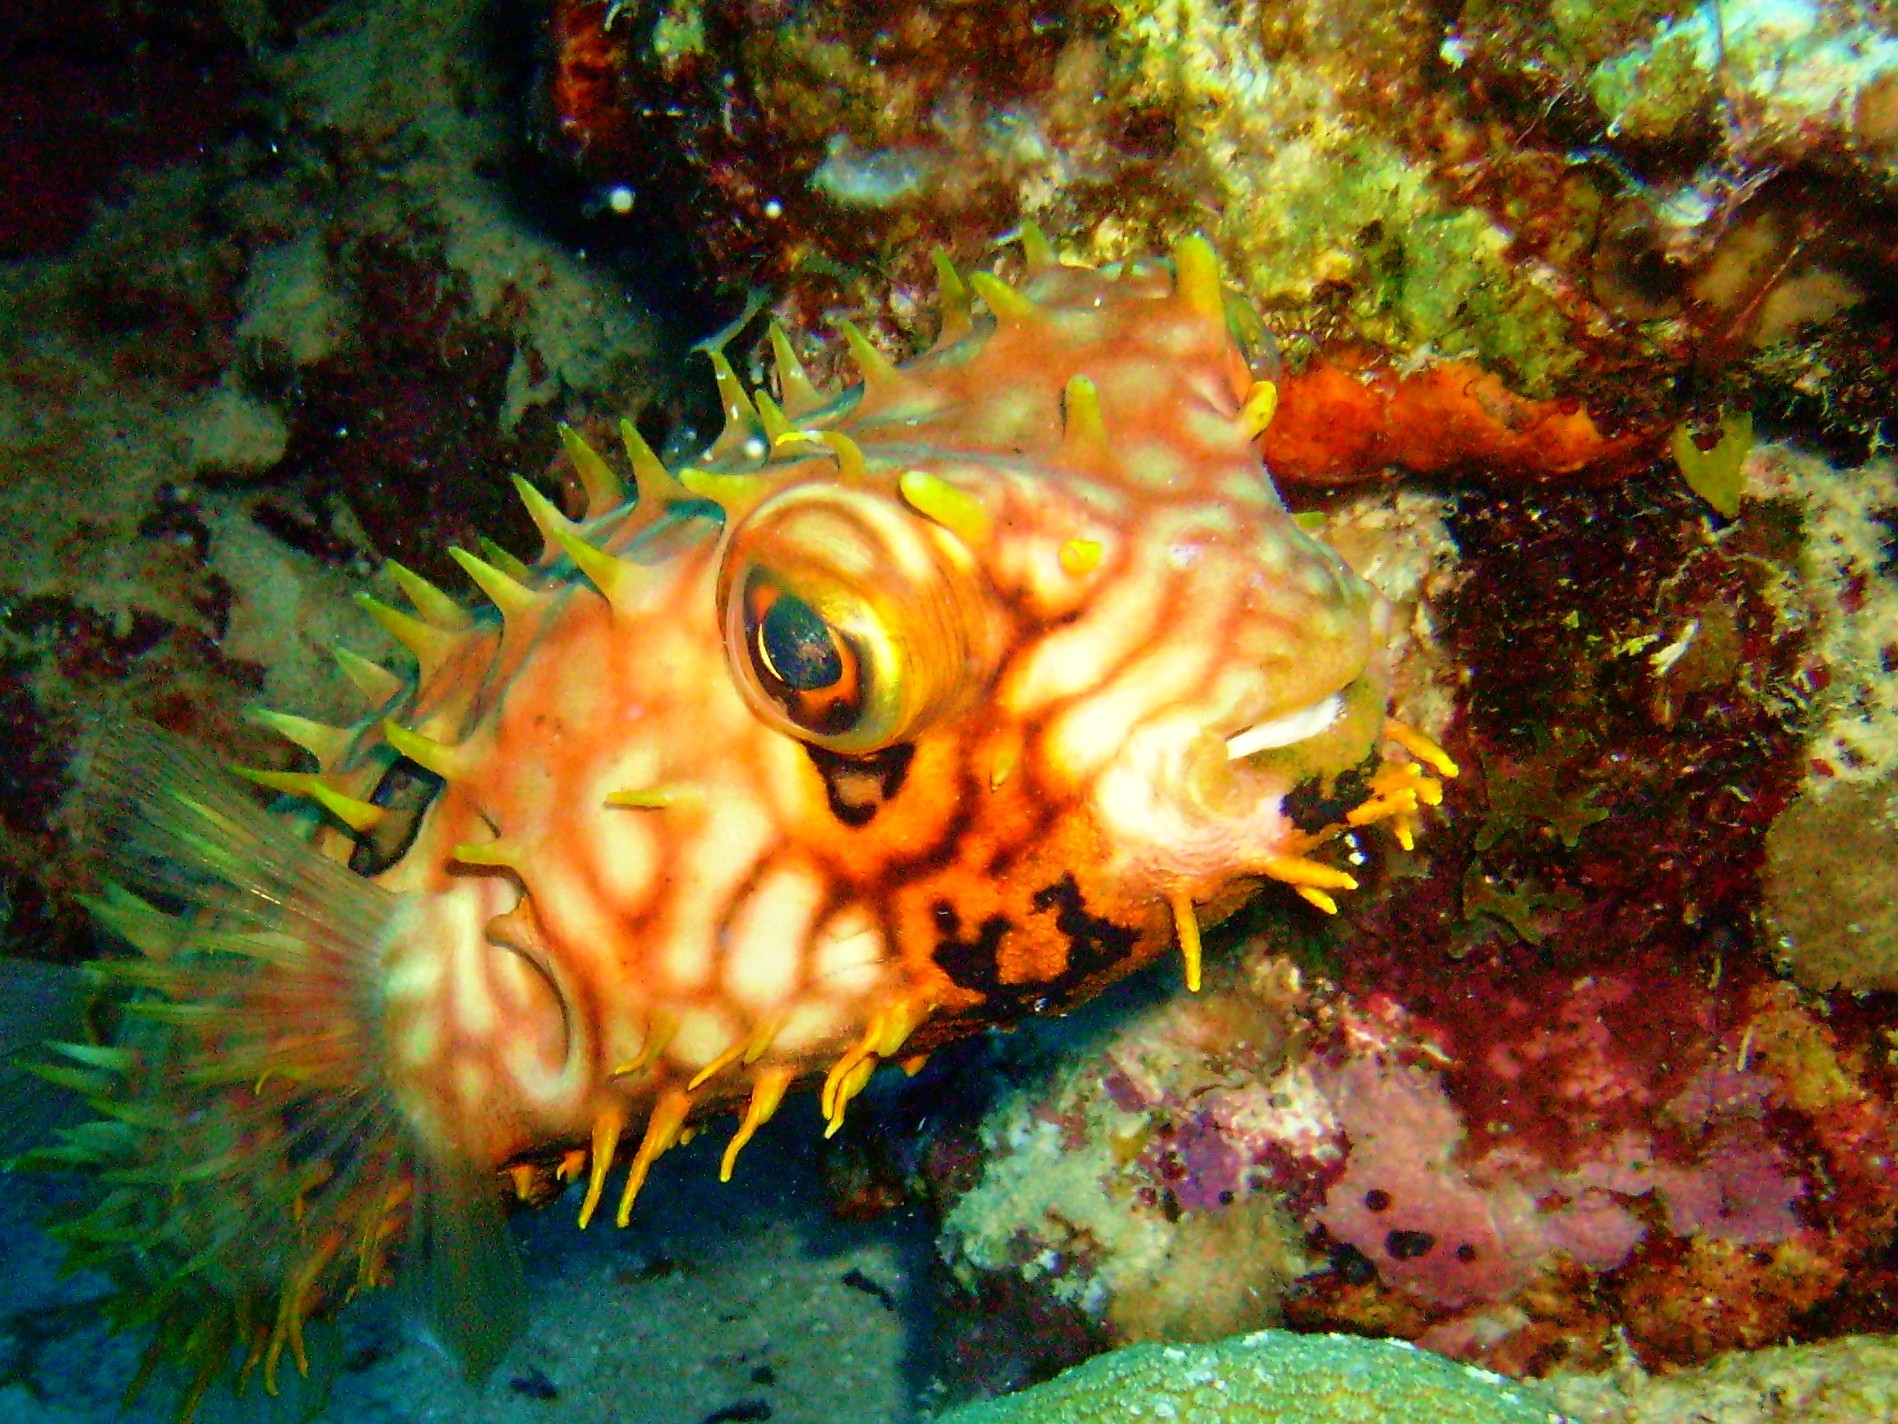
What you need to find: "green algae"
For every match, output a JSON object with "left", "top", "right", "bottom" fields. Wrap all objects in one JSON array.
[
  {"left": 1671, "top": 410, "right": 1754, "bottom": 519},
  {"left": 932, "top": 1331, "right": 1573, "bottom": 1423},
  {"left": 1109, "top": 0, "right": 1580, "bottom": 395},
  {"left": 1589, "top": 20, "right": 1716, "bottom": 140}
]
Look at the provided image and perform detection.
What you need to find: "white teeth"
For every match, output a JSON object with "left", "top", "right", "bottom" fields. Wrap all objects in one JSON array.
[{"left": 1225, "top": 694, "right": 1342, "bottom": 761}]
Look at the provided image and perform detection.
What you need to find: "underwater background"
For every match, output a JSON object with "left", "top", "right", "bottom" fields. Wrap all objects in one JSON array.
[{"left": 2, "top": 0, "right": 1898, "bottom": 1419}]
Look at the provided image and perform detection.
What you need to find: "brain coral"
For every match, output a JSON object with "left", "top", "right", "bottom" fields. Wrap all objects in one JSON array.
[{"left": 933, "top": 1330, "right": 1572, "bottom": 1423}]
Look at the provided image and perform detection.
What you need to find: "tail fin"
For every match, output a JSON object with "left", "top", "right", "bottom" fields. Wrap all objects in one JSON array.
[{"left": 27, "top": 721, "right": 522, "bottom": 1419}]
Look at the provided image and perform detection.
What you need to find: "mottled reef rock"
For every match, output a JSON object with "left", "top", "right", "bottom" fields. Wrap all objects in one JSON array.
[{"left": 548, "top": 0, "right": 1898, "bottom": 472}]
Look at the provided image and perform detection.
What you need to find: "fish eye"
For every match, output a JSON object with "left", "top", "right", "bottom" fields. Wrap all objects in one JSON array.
[
  {"left": 349, "top": 757, "right": 444, "bottom": 876},
  {"left": 717, "top": 484, "right": 998, "bottom": 755},
  {"left": 741, "top": 572, "right": 863, "bottom": 738}
]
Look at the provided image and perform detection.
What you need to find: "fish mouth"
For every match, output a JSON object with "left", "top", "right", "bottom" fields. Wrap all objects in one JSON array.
[
  {"left": 1222, "top": 693, "right": 1343, "bottom": 762},
  {"left": 1194, "top": 678, "right": 1369, "bottom": 820},
  {"left": 1095, "top": 675, "right": 1381, "bottom": 882}
]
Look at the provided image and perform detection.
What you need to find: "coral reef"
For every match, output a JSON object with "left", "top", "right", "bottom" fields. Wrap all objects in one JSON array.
[
  {"left": 931, "top": 1329, "right": 1572, "bottom": 1424},
  {"left": 0, "top": 0, "right": 670, "bottom": 960},
  {"left": 1547, "top": 1334, "right": 1898, "bottom": 1424},
  {"left": 936, "top": 959, "right": 1328, "bottom": 1354},
  {"left": 546, "top": 0, "right": 1898, "bottom": 482}
]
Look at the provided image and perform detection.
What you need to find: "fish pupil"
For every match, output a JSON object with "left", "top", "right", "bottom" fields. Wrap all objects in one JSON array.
[{"left": 758, "top": 590, "right": 844, "bottom": 692}]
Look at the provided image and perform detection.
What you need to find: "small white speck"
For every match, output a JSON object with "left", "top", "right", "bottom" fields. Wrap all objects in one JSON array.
[
  {"left": 1649, "top": 620, "right": 1699, "bottom": 674},
  {"left": 606, "top": 184, "right": 635, "bottom": 215},
  {"left": 764, "top": 199, "right": 783, "bottom": 219}
]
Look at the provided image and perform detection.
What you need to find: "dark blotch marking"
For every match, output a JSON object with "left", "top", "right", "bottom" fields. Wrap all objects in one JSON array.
[
  {"left": 931, "top": 900, "right": 1015, "bottom": 999},
  {"left": 840, "top": 1267, "right": 897, "bottom": 1312},
  {"left": 1455, "top": 1242, "right": 1478, "bottom": 1262},
  {"left": 1282, "top": 750, "right": 1379, "bottom": 837},
  {"left": 1030, "top": 873, "right": 1138, "bottom": 989},
  {"left": 700, "top": 1403, "right": 772, "bottom": 1424},
  {"left": 1332, "top": 1242, "right": 1377, "bottom": 1285},
  {"left": 932, "top": 873, "right": 1139, "bottom": 1020},
  {"left": 804, "top": 742, "right": 915, "bottom": 827},
  {"left": 350, "top": 756, "right": 443, "bottom": 876},
  {"left": 1385, "top": 1228, "right": 1436, "bottom": 1261},
  {"left": 509, "top": 1366, "right": 559, "bottom": 1401},
  {"left": 1363, "top": 1188, "right": 1392, "bottom": 1213}
]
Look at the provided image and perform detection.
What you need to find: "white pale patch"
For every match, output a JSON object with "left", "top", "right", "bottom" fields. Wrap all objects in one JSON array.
[
  {"left": 501, "top": 1032, "right": 571, "bottom": 1116},
  {"left": 811, "top": 903, "right": 886, "bottom": 999},
  {"left": 1045, "top": 638, "right": 1217, "bottom": 783},
  {"left": 1184, "top": 403, "right": 1242, "bottom": 455},
  {"left": 1123, "top": 440, "right": 1187, "bottom": 490},
  {"left": 527, "top": 853, "right": 638, "bottom": 1012},
  {"left": 386, "top": 881, "right": 498, "bottom": 1004},
  {"left": 587, "top": 786, "right": 662, "bottom": 907},
  {"left": 771, "top": 997, "right": 846, "bottom": 1057},
  {"left": 1003, "top": 567, "right": 1163, "bottom": 716},
  {"left": 1221, "top": 470, "right": 1268, "bottom": 504},
  {"left": 452, "top": 1056, "right": 490, "bottom": 1117},
  {"left": 395, "top": 998, "right": 440, "bottom": 1067},
  {"left": 381, "top": 938, "right": 446, "bottom": 1005},
  {"left": 1252, "top": 523, "right": 1292, "bottom": 573},
  {"left": 722, "top": 860, "right": 823, "bottom": 1013},
  {"left": 1301, "top": 556, "right": 1345, "bottom": 600},
  {"left": 976, "top": 387, "right": 1042, "bottom": 445},
  {"left": 1148, "top": 312, "right": 1213, "bottom": 357},
  {"left": 670, "top": 1005, "right": 737, "bottom": 1071},
  {"left": 662, "top": 795, "right": 776, "bottom": 991},
  {"left": 450, "top": 931, "right": 497, "bottom": 1040},
  {"left": 1225, "top": 694, "right": 1341, "bottom": 760},
  {"left": 1050, "top": 308, "right": 1109, "bottom": 346},
  {"left": 1094, "top": 713, "right": 1300, "bottom": 879},
  {"left": 1095, "top": 357, "right": 1165, "bottom": 410}
]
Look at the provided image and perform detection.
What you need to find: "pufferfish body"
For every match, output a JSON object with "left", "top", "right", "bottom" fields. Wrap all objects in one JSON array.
[{"left": 43, "top": 232, "right": 1452, "bottom": 1412}]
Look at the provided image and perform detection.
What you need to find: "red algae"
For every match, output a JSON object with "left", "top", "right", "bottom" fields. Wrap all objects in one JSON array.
[
  {"left": 267, "top": 230, "right": 550, "bottom": 585},
  {"left": 1263, "top": 350, "right": 1651, "bottom": 486}
]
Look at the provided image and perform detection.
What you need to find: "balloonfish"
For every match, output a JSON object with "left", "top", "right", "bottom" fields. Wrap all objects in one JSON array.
[{"left": 30, "top": 230, "right": 1455, "bottom": 1415}]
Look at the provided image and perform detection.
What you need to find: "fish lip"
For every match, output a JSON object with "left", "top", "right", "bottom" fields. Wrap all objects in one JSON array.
[
  {"left": 1189, "top": 680, "right": 1363, "bottom": 822},
  {"left": 1222, "top": 692, "right": 1344, "bottom": 762}
]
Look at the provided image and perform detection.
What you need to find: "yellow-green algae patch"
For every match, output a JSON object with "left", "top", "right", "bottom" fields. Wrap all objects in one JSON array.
[
  {"left": 933, "top": 1330, "right": 1572, "bottom": 1423},
  {"left": 1108, "top": 0, "right": 1580, "bottom": 396}
]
